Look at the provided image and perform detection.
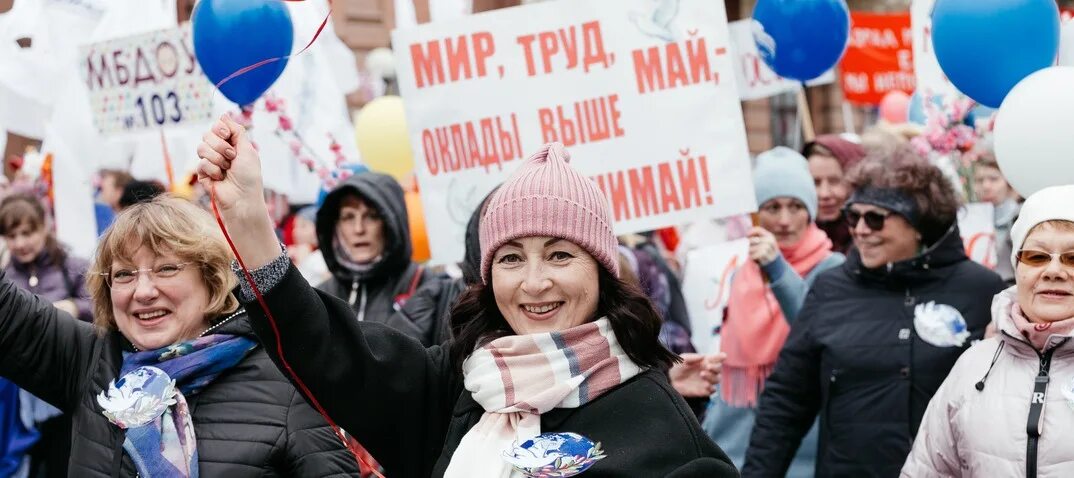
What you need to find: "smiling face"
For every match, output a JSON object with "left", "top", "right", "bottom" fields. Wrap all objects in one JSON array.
[
  {"left": 808, "top": 155, "right": 848, "bottom": 222},
  {"left": 490, "top": 236, "right": 600, "bottom": 335},
  {"left": 848, "top": 203, "right": 921, "bottom": 268},
  {"left": 1016, "top": 222, "right": 1074, "bottom": 324},
  {"left": 4, "top": 221, "right": 47, "bottom": 265},
  {"left": 758, "top": 197, "right": 811, "bottom": 247},
  {"left": 336, "top": 194, "right": 385, "bottom": 264},
  {"left": 110, "top": 245, "right": 210, "bottom": 351}
]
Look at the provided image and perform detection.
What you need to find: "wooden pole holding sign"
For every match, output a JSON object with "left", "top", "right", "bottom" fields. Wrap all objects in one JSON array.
[{"left": 797, "top": 85, "right": 816, "bottom": 142}]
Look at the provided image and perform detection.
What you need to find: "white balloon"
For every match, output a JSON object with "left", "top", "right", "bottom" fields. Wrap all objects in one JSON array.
[
  {"left": 993, "top": 66, "right": 1074, "bottom": 197},
  {"left": 1059, "top": 21, "right": 1074, "bottom": 66}
]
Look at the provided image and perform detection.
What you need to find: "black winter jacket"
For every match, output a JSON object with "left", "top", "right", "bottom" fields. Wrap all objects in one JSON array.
[
  {"left": 247, "top": 263, "right": 740, "bottom": 477},
  {"left": 0, "top": 272, "right": 360, "bottom": 477},
  {"left": 316, "top": 172, "right": 432, "bottom": 341},
  {"left": 743, "top": 226, "right": 1006, "bottom": 478}
]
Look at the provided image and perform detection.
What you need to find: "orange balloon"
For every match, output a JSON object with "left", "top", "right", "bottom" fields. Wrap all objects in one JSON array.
[{"left": 405, "top": 191, "right": 430, "bottom": 262}]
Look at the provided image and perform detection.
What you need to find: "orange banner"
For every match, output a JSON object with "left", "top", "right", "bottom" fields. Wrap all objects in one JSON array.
[{"left": 839, "top": 12, "right": 914, "bottom": 105}]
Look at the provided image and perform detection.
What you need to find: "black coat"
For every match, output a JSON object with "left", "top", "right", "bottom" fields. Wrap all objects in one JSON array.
[
  {"left": 316, "top": 172, "right": 433, "bottom": 341},
  {"left": 743, "top": 227, "right": 1006, "bottom": 478},
  {"left": 0, "top": 272, "right": 360, "bottom": 477},
  {"left": 247, "top": 264, "right": 740, "bottom": 477}
]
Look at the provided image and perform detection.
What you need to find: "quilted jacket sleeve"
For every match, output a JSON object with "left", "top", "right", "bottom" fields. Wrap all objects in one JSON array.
[
  {"left": 283, "top": 389, "right": 362, "bottom": 477},
  {"left": 0, "top": 267, "right": 97, "bottom": 410}
]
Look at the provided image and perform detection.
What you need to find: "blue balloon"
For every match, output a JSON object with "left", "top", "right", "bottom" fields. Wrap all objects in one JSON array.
[
  {"left": 932, "top": 0, "right": 1059, "bottom": 108},
  {"left": 193, "top": 0, "right": 294, "bottom": 106},
  {"left": 751, "top": 0, "right": 850, "bottom": 82}
]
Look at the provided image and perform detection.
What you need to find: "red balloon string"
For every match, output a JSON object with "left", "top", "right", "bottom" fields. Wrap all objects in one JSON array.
[
  {"left": 213, "top": 0, "right": 334, "bottom": 91},
  {"left": 207, "top": 2, "right": 385, "bottom": 474},
  {"left": 209, "top": 184, "right": 384, "bottom": 477}
]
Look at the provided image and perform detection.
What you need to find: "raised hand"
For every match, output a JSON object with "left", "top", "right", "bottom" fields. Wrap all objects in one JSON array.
[
  {"left": 747, "top": 227, "right": 780, "bottom": 266},
  {"left": 196, "top": 115, "right": 264, "bottom": 222},
  {"left": 196, "top": 115, "right": 281, "bottom": 269},
  {"left": 669, "top": 352, "right": 725, "bottom": 398}
]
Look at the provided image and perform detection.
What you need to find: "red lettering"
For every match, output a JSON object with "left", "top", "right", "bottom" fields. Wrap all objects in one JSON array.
[
  {"left": 411, "top": 41, "right": 445, "bottom": 88},
  {"left": 516, "top": 34, "right": 539, "bottom": 76},
  {"left": 607, "top": 170, "right": 631, "bottom": 221},
  {"left": 446, "top": 36, "right": 472, "bottom": 81},
  {"left": 473, "top": 32, "right": 495, "bottom": 77},
  {"left": 632, "top": 47, "right": 664, "bottom": 93},
  {"left": 677, "top": 158, "right": 701, "bottom": 209},
  {"left": 538, "top": 31, "right": 559, "bottom": 74},
  {"left": 539, "top": 108, "right": 557, "bottom": 143},
  {"left": 628, "top": 166, "right": 659, "bottom": 218},
  {"left": 658, "top": 163, "right": 682, "bottom": 212},
  {"left": 156, "top": 41, "right": 179, "bottom": 78},
  {"left": 685, "top": 38, "right": 713, "bottom": 84},
  {"left": 421, "top": 130, "right": 439, "bottom": 176}
]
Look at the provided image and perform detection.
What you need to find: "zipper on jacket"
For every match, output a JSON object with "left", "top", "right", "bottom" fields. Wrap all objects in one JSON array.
[
  {"left": 1025, "top": 343, "right": 1063, "bottom": 478},
  {"left": 348, "top": 279, "right": 359, "bottom": 305}
]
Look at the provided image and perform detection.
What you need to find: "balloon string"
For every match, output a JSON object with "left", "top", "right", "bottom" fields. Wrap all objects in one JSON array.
[
  {"left": 213, "top": 0, "right": 334, "bottom": 91},
  {"left": 209, "top": 184, "right": 384, "bottom": 478}
]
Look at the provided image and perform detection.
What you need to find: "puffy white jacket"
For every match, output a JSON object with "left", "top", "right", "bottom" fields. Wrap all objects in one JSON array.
[{"left": 902, "top": 287, "right": 1074, "bottom": 477}]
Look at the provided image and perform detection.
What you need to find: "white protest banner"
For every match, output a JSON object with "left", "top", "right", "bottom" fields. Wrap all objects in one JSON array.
[
  {"left": 681, "top": 239, "right": 749, "bottom": 355},
  {"left": 911, "top": 0, "right": 960, "bottom": 98},
  {"left": 80, "top": 24, "right": 214, "bottom": 136},
  {"left": 959, "top": 202, "right": 998, "bottom": 270},
  {"left": 727, "top": 20, "right": 834, "bottom": 101},
  {"left": 394, "top": 0, "right": 756, "bottom": 264}
]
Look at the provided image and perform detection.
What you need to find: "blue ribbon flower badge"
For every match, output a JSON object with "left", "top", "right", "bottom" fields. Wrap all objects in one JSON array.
[
  {"left": 914, "top": 301, "right": 970, "bottom": 347},
  {"left": 502, "top": 432, "right": 606, "bottom": 478},
  {"left": 96, "top": 366, "right": 178, "bottom": 429}
]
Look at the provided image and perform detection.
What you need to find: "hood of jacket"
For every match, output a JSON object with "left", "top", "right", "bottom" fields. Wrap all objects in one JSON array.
[
  {"left": 844, "top": 222, "right": 968, "bottom": 287},
  {"left": 316, "top": 172, "right": 411, "bottom": 283}
]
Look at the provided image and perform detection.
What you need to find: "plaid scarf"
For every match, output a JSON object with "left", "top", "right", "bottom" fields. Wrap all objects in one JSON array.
[{"left": 443, "top": 318, "right": 641, "bottom": 478}]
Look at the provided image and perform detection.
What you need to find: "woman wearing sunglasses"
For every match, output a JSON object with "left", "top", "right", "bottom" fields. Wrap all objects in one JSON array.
[
  {"left": 904, "top": 185, "right": 1074, "bottom": 477},
  {"left": 743, "top": 145, "right": 1006, "bottom": 477}
]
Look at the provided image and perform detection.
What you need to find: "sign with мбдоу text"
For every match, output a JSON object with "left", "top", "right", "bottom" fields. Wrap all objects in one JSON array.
[
  {"left": 393, "top": 0, "right": 757, "bottom": 264},
  {"left": 80, "top": 24, "right": 214, "bottom": 136}
]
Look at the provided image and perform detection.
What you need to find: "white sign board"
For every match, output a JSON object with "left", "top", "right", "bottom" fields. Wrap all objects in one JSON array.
[
  {"left": 727, "top": 20, "right": 835, "bottom": 101},
  {"left": 911, "top": 0, "right": 961, "bottom": 98},
  {"left": 959, "top": 202, "right": 998, "bottom": 270},
  {"left": 80, "top": 24, "right": 214, "bottom": 136},
  {"left": 394, "top": 0, "right": 757, "bottom": 264},
  {"left": 681, "top": 239, "right": 750, "bottom": 355}
]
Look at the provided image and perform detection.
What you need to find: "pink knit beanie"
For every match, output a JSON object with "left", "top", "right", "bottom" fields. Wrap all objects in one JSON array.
[{"left": 480, "top": 142, "right": 619, "bottom": 284}]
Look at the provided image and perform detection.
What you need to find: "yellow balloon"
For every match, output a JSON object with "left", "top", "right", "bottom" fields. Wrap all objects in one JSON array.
[{"left": 354, "top": 96, "right": 414, "bottom": 182}]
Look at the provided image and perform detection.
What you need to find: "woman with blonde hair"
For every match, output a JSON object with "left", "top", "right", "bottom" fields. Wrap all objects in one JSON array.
[{"left": 0, "top": 195, "right": 360, "bottom": 476}]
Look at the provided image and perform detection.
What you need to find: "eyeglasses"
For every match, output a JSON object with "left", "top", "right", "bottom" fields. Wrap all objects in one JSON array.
[
  {"left": 844, "top": 208, "right": 891, "bottom": 231},
  {"left": 101, "top": 263, "right": 193, "bottom": 289},
  {"left": 1015, "top": 250, "right": 1074, "bottom": 268}
]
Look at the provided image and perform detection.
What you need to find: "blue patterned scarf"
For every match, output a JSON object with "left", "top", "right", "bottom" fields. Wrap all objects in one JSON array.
[{"left": 97, "top": 334, "right": 257, "bottom": 478}]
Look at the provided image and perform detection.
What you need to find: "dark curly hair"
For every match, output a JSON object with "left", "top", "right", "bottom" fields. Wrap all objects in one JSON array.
[
  {"left": 448, "top": 266, "right": 679, "bottom": 372},
  {"left": 846, "top": 143, "right": 962, "bottom": 245}
]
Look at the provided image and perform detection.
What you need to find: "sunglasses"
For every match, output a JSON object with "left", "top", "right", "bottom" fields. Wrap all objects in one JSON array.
[
  {"left": 1015, "top": 250, "right": 1074, "bottom": 268},
  {"left": 844, "top": 208, "right": 891, "bottom": 231}
]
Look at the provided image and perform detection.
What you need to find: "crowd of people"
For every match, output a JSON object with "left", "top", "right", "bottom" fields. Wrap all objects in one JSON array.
[{"left": 0, "top": 107, "right": 1069, "bottom": 478}]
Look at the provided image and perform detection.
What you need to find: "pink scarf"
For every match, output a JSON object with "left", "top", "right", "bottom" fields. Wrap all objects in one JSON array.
[
  {"left": 721, "top": 225, "right": 833, "bottom": 407},
  {"left": 998, "top": 289, "right": 1074, "bottom": 351},
  {"left": 444, "top": 318, "right": 641, "bottom": 478}
]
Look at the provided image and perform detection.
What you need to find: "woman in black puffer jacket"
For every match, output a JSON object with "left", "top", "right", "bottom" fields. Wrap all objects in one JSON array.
[
  {"left": 0, "top": 196, "right": 359, "bottom": 477},
  {"left": 743, "top": 145, "right": 1006, "bottom": 478}
]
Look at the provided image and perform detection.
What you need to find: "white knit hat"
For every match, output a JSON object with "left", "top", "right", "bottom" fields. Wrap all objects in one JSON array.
[{"left": 1009, "top": 185, "right": 1074, "bottom": 268}]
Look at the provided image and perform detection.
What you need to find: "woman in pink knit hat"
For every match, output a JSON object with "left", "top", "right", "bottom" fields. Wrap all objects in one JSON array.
[{"left": 197, "top": 114, "right": 738, "bottom": 478}]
